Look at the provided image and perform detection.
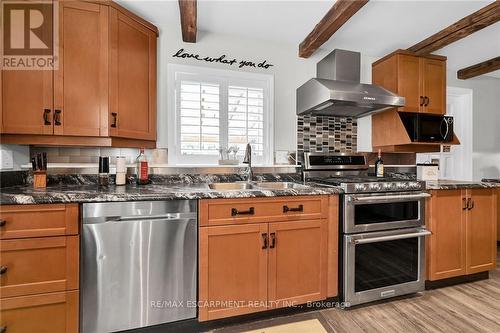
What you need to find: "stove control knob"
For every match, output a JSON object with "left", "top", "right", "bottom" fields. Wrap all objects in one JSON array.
[
  {"left": 355, "top": 184, "right": 367, "bottom": 192},
  {"left": 397, "top": 182, "right": 409, "bottom": 190},
  {"left": 383, "top": 183, "right": 394, "bottom": 190},
  {"left": 370, "top": 183, "right": 381, "bottom": 191}
]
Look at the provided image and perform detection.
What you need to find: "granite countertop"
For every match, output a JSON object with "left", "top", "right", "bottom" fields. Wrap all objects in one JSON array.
[
  {"left": 0, "top": 182, "right": 343, "bottom": 205},
  {"left": 425, "top": 180, "right": 500, "bottom": 190}
]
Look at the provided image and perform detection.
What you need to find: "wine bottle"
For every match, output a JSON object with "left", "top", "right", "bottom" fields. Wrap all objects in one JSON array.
[{"left": 375, "top": 149, "right": 384, "bottom": 178}]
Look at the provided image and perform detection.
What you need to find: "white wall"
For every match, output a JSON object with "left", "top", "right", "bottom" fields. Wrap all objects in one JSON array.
[
  {"left": 157, "top": 25, "right": 326, "bottom": 152},
  {"left": 446, "top": 72, "right": 500, "bottom": 180}
]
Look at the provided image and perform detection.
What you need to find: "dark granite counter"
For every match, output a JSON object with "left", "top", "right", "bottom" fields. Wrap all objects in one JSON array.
[
  {"left": 425, "top": 180, "right": 500, "bottom": 190},
  {"left": 0, "top": 182, "right": 342, "bottom": 205}
]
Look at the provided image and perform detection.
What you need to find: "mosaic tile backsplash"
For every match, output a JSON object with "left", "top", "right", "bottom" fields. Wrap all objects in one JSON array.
[{"left": 297, "top": 115, "right": 357, "bottom": 162}]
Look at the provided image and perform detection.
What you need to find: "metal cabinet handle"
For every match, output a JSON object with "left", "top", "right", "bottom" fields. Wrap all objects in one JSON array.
[
  {"left": 43, "top": 109, "right": 51, "bottom": 125},
  {"left": 0, "top": 219, "right": 5, "bottom": 227},
  {"left": 419, "top": 96, "right": 424, "bottom": 106},
  {"left": 269, "top": 232, "right": 276, "bottom": 248},
  {"left": 0, "top": 325, "right": 6, "bottom": 333},
  {"left": 462, "top": 198, "right": 467, "bottom": 210},
  {"left": 262, "top": 233, "right": 268, "bottom": 249},
  {"left": 468, "top": 199, "right": 474, "bottom": 210},
  {"left": 231, "top": 207, "right": 255, "bottom": 216},
  {"left": 0, "top": 266, "right": 7, "bottom": 275},
  {"left": 424, "top": 96, "right": 429, "bottom": 106},
  {"left": 111, "top": 112, "right": 118, "bottom": 128},
  {"left": 283, "top": 204, "right": 303, "bottom": 213},
  {"left": 54, "top": 109, "right": 62, "bottom": 125}
]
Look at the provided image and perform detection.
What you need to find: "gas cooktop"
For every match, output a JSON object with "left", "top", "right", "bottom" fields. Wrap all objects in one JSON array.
[{"left": 302, "top": 153, "right": 424, "bottom": 193}]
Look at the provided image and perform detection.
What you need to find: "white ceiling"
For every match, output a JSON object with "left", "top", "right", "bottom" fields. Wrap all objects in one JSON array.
[{"left": 117, "top": 0, "right": 500, "bottom": 78}]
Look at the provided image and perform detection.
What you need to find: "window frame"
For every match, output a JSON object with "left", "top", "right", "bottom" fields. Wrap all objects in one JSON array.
[{"left": 167, "top": 64, "right": 274, "bottom": 165}]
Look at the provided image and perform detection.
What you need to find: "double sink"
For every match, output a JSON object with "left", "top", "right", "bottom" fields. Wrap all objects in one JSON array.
[{"left": 208, "top": 182, "right": 310, "bottom": 191}]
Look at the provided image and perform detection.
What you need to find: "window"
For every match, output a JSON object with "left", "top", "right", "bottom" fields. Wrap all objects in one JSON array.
[{"left": 168, "top": 64, "right": 274, "bottom": 165}]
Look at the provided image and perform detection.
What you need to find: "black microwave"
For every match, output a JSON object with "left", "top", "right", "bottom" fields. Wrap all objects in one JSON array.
[{"left": 399, "top": 113, "right": 454, "bottom": 142}]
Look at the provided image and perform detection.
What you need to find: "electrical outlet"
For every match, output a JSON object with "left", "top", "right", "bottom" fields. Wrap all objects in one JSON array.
[{"left": 0, "top": 149, "right": 14, "bottom": 169}]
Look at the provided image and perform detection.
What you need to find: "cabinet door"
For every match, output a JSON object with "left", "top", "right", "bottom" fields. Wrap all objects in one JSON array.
[
  {"left": 422, "top": 58, "right": 446, "bottom": 115},
  {"left": 497, "top": 188, "right": 500, "bottom": 242},
  {"left": 0, "top": 290, "right": 78, "bottom": 333},
  {"left": 396, "top": 54, "right": 422, "bottom": 113},
  {"left": 199, "top": 224, "right": 268, "bottom": 321},
  {"left": 1, "top": 69, "right": 53, "bottom": 134},
  {"left": 466, "top": 189, "right": 497, "bottom": 274},
  {"left": 268, "top": 220, "right": 327, "bottom": 307},
  {"left": 54, "top": 1, "right": 109, "bottom": 136},
  {"left": 109, "top": 9, "right": 157, "bottom": 140},
  {"left": 426, "top": 190, "right": 466, "bottom": 280}
]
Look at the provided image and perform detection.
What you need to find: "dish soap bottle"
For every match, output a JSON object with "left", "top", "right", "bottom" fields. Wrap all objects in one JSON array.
[
  {"left": 136, "top": 148, "right": 149, "bottom": 185},
  {"left": 375, "top": 149, "right": 384, "bottom": 178}
]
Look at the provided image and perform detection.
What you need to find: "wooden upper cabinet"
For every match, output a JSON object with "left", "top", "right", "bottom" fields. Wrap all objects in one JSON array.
[
  {"left": 426, "top": 190, "right": 466, "bottom": 281},
  {"left": 466, "top": 189, "right": 497, "bottom": 274},
  {"left": 199, "top": 224, "right": 268, "bottom": 321},
  {"left": 0, "top": 0, "right": 158, "bottom": 146},
  {"left": 268, "top": 220, "right": 327, "bottom": 307},
  {"left": 109, "top": 9, "right": 157, "bottom": 141},
  {"left": 1, "top": 69, "right": 53, "bottom": 135},
  {"left": 372, "top": 50, "right": 446, "bottom": 115},
  {"left": 421, "top": 58, "right": 446, "bottom": 115},
  {"left": 54, "top": 1, "right": 109, "bottom": 137},
  {"left": 397, "top": 55, "right": 421, "bottom": 113}
]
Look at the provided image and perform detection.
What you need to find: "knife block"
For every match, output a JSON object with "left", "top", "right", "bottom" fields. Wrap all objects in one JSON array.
[{"left": 33, "top": 171, "right": 47, "bottom": 189}]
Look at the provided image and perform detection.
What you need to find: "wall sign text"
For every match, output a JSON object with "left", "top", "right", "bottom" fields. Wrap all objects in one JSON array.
[{"left": 173, "top": 48, "right": 274, "bottom": 70}]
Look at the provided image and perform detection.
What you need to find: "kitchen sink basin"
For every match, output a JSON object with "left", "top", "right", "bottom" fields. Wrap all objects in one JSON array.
[
  {"left": 254, "top": 182, "right": 310, "bottom": 190},
  {"left": 208, "top": 182, "right": 254, "bottom": 190}
]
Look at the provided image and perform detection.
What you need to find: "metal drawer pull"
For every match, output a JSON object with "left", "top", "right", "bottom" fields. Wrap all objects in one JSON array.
[
  {"left": 467, "top": 198, "right": 474, "bottom": 210},
  {"left": 231, "top": 207, "right": 255, "bottom": 216},
  {"left": 419, "top": 96, "right": 424, "bottom": 106},
  {"left": 283, "top": 204, "right": 303, "bottom": 213},
  {"left": 0, "top": 266, "right": 7, "bottom": 275},
  {"left": 262, "top": 233, "right": 268, "bottom": 249},
  {"left": 352, "top": 193, "right": 431, "bottom": 202},
  {"left": 270, "top": 232, "right": 276, "bottom": 248},
  {"left": 54, "top": 109, "right": 62, "bottom": 125},
  {"left": 462, "top": 198, "right": 467, "bottom": 210},
  {"left": 43, "top": 109, "right": 51, "bottom": 125},
  {"left": 111, "top": 112, "right": 118, "bottom": 128},
  {"left": 353, "top": 230, "right": 432, "bottom": 245},
  {"left": 0, "top": 219, "right": 5, "bottom": 227}
]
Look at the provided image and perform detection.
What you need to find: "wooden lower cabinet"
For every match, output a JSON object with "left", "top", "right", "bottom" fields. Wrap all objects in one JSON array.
[
  {"left": 268, "top": 220, "right": 327, "bottom": 307},
  {"left": 0, "top": 290, "right": 79, "bottom": 333},
  {"left": 199, "top": 224, "right": 268, "bottom": 321},
  {"left": 199, "top": 196, "right": 335, "bottom": 322},
  {"left": 0, "top": 204, "right": 80, "bottom": 332},
  {"left": 426, "top": 189, "right": 497, "bottom": 281}
]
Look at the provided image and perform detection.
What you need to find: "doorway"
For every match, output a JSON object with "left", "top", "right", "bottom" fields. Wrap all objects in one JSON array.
[{"left": 417, "top": 86, "right": 473, "bottom": 181}]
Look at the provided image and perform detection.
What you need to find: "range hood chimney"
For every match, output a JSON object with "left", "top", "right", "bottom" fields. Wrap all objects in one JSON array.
[{"left": 296, "top": 49, "right": 405, "bottom": 118}]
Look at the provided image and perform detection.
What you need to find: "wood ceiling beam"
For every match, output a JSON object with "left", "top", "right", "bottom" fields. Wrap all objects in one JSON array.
[
  {"left": 407, "top": 1, "right": 500, "bottom": 55},
  {"left": 457, "top": 56, "right": 500, "bottom": 79},
  {"left": 299, "top": 0, "right": 369, "bottom": 58},
  {"left": 178, "top": 0, "right": 197, "bottom": 43}
]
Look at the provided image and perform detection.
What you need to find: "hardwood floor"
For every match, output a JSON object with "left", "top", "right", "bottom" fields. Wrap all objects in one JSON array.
[{"left": 215, "top": 247, "right": 500, "bottom": 333}]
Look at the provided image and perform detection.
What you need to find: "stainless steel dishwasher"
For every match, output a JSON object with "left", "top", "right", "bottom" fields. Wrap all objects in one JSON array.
[{"left": 81, "top": 200, "right": 197, "bottom": 333}]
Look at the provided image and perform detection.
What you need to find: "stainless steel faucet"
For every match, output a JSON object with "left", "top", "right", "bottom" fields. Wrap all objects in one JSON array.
[{"left": 242, "top": 143, "right": 253, "bottom": 182}]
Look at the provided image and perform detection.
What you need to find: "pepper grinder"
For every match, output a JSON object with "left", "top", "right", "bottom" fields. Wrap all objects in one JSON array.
[{"left": 98, "top": 156, "right": 110, "bottom": 186}]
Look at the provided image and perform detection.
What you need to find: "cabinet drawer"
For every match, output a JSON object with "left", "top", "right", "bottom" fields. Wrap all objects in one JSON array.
[
  {"left": 0, "top": 236, "right": 79, "bottom": 298},
  {"left": 0, "top": 204, "right": 79, "bottom": 239},
  {"left": 0, "top": 290, "right": 79, "bottom": 333},
  {"left": 200, "top": 196, "right": 328, "bottom": 226}
]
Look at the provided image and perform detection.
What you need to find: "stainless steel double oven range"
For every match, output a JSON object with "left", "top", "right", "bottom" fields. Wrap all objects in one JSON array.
[{"left": 303, "top": 153, "right": 431, "bottom": 306}]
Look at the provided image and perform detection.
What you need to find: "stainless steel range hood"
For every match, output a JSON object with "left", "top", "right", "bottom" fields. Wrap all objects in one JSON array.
[{"left": 297, "top": 49, "right": 405, "bottom": 118}]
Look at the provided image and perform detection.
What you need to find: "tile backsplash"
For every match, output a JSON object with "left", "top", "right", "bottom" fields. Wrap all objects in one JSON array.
[
  {"left": 30, "top": 147, "right": 168, "bottom": 165},
  {"left": 297, "top": 115, "right": 357, "bottom": 162}
]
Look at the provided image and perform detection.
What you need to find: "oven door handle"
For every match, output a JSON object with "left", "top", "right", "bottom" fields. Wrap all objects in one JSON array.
[
  {"left": 350, "top": 193, "right": 431, "bottom": 202},
  {"left": 353, "top": 230, "right": 432, "bottom": 244}
]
